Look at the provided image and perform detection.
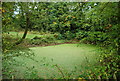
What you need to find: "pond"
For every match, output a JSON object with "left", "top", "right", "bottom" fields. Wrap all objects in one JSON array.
[{"left": 3, "top": 44, "right": 101, "bottom": 79}]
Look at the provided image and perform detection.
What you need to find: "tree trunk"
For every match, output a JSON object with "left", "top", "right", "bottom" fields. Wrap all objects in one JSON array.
[
  {"left": 22, "top": 13, "right": 29, "bottom": 39},
  {"left": 15, "top": 12, "right": 29, "bottom": 45}
]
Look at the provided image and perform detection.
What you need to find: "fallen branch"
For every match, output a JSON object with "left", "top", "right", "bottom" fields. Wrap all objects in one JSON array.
[{"left": 54, "top": 64, "right": 65, "bottom": 79}]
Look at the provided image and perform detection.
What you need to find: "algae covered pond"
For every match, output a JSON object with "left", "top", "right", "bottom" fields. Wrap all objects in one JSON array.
[{"left": 3, "top": 44, "right": 101, "bottom": 79}]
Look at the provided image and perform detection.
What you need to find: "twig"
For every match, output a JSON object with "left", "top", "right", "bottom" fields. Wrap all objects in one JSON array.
[
  {"left": 113, "top": 73, "right": 117, "bottom": 81},
  {"left": 54, "top": 64, "right": 65, "bottom": 79},
  {"left": 98, "top": 76, "right": 101, "bottom": 81}
]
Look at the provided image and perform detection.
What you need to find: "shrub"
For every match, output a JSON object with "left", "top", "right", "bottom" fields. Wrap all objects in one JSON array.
[
  {"left": 54, "top": 33, "right": 64, "bottom": 40},
  {"left": 75, "top": 31, "right": 88, "bottom": 40},
  {"left": 80, "top": 31, "right": 108, "bottom": 44},
  {"left": 45, "top": 35, "right": 55, "bottom": 41},
  {"left": 2, "top": 34, "right": 21, "bottom": 53},
  {"left": 30, "top": 35, "right": 56, "bottom": 45},
  {"left": 64, "top": 31, "right": 75, "bottom": 40},
  {"left": 32, "top": 36, "right": 42, "bottom": 40}
]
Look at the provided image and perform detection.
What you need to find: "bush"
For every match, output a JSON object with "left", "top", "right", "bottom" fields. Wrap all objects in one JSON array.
[
  {"left": 64, "top": 31, "right": 75, "bottom": 40},
  {"left": 75, "top": 31, "right": 88, "bottom": 40},
  {"left": 2, "top": 34, "right": 20, "bottom": 53},
  {"left": 32, "top": 36, "right": 42, "bottom": 40},
  {"left": 45, "top": 35, "right": 55, "bottom": 41},
  {"left": 30, "top": 35, "right": 56, "bottom": 45},
  {"left": 54, "top": 33, "right": 64, "bottom": 40},
  {"left": 80, "top": 32, "right": 108, "bottom": 44}
]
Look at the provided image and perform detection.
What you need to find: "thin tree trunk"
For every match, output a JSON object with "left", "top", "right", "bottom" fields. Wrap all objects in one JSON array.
[
  {"left": 15, "top": 12, "right": 29, "bottom": 45},
  {"left": 14, "top": 2, "right": 29, "bottom": 46},
  {"left": 22, "top": 13, "right": 29, "bottom": 39},
  {"left": 118, "top": 1, "right": 120, "bottom": 55}
]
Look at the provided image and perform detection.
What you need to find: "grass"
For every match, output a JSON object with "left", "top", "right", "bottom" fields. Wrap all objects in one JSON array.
[
  {"left": 9, "top": 31, "right": 42, "bottom": 39},
  {"left": 3, "top": 44, "right": 101, "bottom": 79},
  {"left": 8, "top": 31, "right": 54, "bottom": 39}
]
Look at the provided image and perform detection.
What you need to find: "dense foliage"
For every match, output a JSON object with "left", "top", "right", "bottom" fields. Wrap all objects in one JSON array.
[{"left": 2, "top": 2, "right": 120, "bottom": 79}]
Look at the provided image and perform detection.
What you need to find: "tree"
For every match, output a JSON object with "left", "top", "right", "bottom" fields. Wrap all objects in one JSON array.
[{"left": 14, "top": 2, "right": 30, "bottom": 45}]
